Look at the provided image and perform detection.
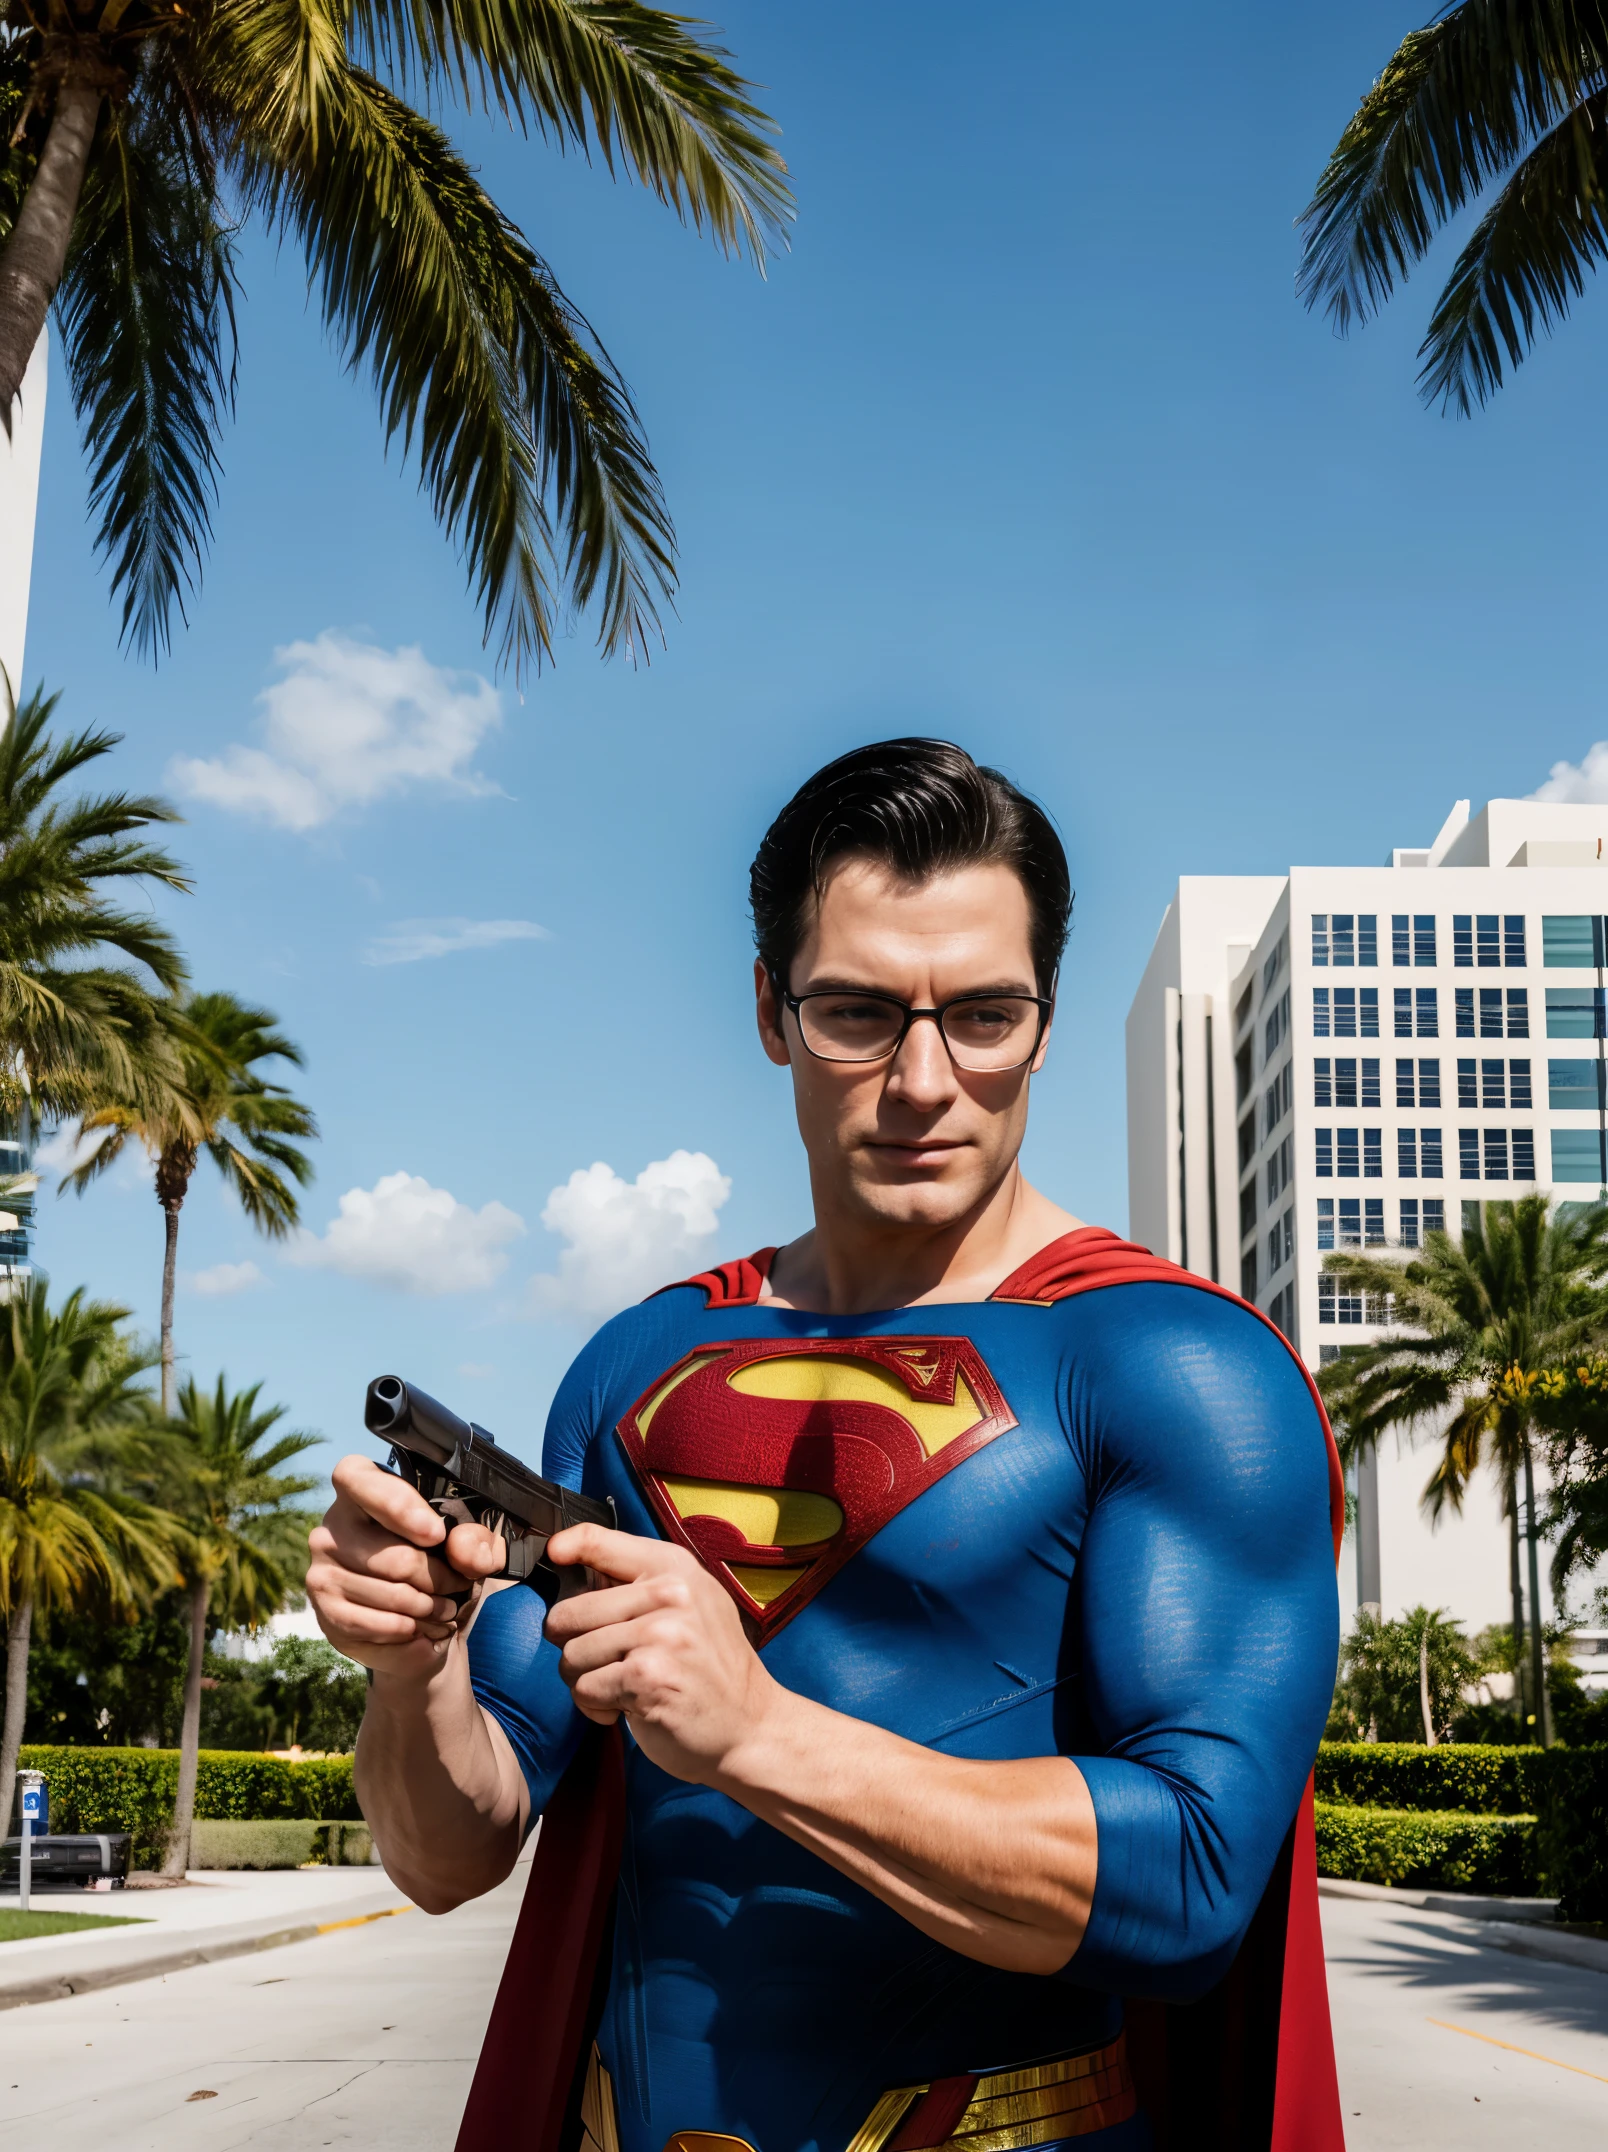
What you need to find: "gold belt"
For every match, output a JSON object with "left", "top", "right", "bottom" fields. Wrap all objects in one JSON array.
[{"left": 579, "top": 2033, "right": 1137, "bottom": 2152}]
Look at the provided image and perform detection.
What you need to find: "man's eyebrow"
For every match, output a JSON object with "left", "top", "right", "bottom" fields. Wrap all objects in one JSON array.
[{"left": 795, "top": 976, "right": 1042, "bottom": 998}]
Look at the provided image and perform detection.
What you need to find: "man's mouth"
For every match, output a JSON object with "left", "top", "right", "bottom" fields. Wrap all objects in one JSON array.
[{"left": 866, "top": 1138, "right": 966, "bottom": 1167}]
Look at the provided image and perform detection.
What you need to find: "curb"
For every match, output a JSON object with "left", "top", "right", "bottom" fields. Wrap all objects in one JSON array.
[
  {"left": 1319, "top": 1879, "right": 1608, "bottom": 1978},
  {"left": 0, "top": 1901, "right": 413, "bottom": 2011}
]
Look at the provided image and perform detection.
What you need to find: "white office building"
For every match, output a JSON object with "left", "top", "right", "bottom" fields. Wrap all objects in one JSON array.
[{"left": 1126, "top": 793, "right": 1608, "bottom": 1637}]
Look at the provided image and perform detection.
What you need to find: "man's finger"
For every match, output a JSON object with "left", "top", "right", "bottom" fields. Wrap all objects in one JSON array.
[
  {"left": 544, "top": 1574, "right": 683, "bottom": 1645},
  {"left": 331, "top": 1454, "right": 446, "bottom": 1546},
  {"left": 547, "top": 1522, "right": 688, "bottom": 1584}
]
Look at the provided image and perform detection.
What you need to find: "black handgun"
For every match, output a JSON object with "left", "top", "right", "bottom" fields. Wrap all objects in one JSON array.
[{"left": 364, "top": 1375, "right": 616, "bottom": 1601}]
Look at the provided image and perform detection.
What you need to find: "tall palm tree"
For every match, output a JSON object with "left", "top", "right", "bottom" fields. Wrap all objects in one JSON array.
[
  {"left": 152, "top": 1374, "right": 319, "bottom": 1874},
  {"left": 62, "top": 991, "right": 316, "bottom": 1413},
  {"left": 0, "top": 681, "right": 191, "bottom": 1137},
  {"left": 1317, "top": 1195, "right": 1608, "bottom": 1747},
  {"left": 1298, "top": 3, "right": 1608, "bottom": 412},
  {"left": 0, "top": 1279, "right": 171, "bottom": 1834},
  {"left": 0, "top": 2, "right": 789, "bottom": 669}
]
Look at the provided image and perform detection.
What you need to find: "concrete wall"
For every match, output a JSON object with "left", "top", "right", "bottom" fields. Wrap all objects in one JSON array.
[{"left": 0, "top": 332, "right": 47, "bottom": 705}]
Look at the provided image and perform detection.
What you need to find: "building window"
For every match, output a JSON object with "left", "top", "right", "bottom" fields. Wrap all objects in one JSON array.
[
  {"left": 1549, "top": 1058, "right": 1604, "bottom": 1111},
  {"left": 1335, "top": 1057, "right": 1357, "bottom": 1108},
  {"left": 1507, "top": 988, "right": 1530, "bottom": 1038},
  {"left": 1317, "top": 1198, "right": 1334, "bottom": 1250},
  {"left": 1424, "top": 1197, "right": 1445, "bottom": 1236},
  {"left": 1239, "top": 1113, "right": 1256, "bottom": 1171},
  {"left": 1505, "top": 916, "right": 1527, "bottom": 967},
  {"left": 1263, "top": 989, "right": 1290, "bottom": 1064},
  {"left": 1313, "top": 915, "right": 1330, "bottom": 967},
  {"left": 1453, "top": 915, "right": 1474, "bottom": 967},
  {"left": 1392, "top": 914, "right": 1409, "bottom": 967},
  {"left": 1364, "top": 1128, "right": 1382, "bottom": 1177},
  {"left": 1543, "top": 915, "right": 1602, "bottom": 967},
  {"left": 1456, "top": 988, "right": 1475, "bottom": 1038},
  {"left": 1479, "top": 987, "right": 1505, "bottom": 1037},
  {"left": 1400, "top": 1198, "right": 1419, "bottom": 1247},
  {"left": 1319, "top": 1276, "right": 1364, "bottom": 1325},
  {"left": 1267, "top": 1222, "right": 1283, "bottom": 1277},
  {"left": 1333, "top": 916, "right": 1355, "bottom": 966},
  {"left": 1268, "top": 1284, "right": 1294, "bottom": 1343},
  {"left": 1398, "top": 1127, "right": 1418, "bottom": 1177},
  {"left": 1481, "top": 1059, "right": 1506, "bottom": 1110},
  {"left": 1334, "top": 988, "right": 1355, "bottom": 1036},
  {"left": 1509, "top": 1059, "right": 1532, "bottom": 1109},
  {"left": 1263, "top": 1062, "right": 1291, "bottom": 1140},
  {"left": 1393, "top": 989, "right": 1411, "bottom": 1038},
  {"left": 1240, "top": 1181, "right": 1257, "bottom": 1238},
  {"left": 1314, "top": 1058, "right": 1331, "bottom": 1109},
  {"left": 1338, "top": 1128, "right": 1360, "bottom": 1177},
  {"left": 1361, "top": 1057, "right": 1381, "bottom": 1108},
  {"left": 1315, "top": 1129, "right": 1333, "bottom": 1177},
  {"left": 1512, "top": 1129, "right": 1536, "bottom": 1181},
  {"left": 1458, "top": 1128, "right": 1480, "bottom": 1180},
  {"left": 1265, "top": 1154, "right": 1278, "bottom": 1207},
  {"left": 1420, "top": 1057, "right": 1442, "bottom": 1107},
  {"left": 1262, "top": 934, "right": 1286, "bottom": 1000},
  {"left": 1553, "top": 1127, "right": 1608, "bottom": 1184},
  {"left": 1283, "top": 1207, "right": 1294, "bottom": 1263},
  {"left": 1360, "top": 987, "right": 1379, "bottom": 1037},
  {"left": 1358, "top": 916, "right": 1378, "bottom": 965},
  {"left": 1241, "top": 1249, "right": 1258, "bottom": 1299},
  {"left": 1484, "top": 1128, "right": 1509, "bottom": 1180},
  {"left": 1264, "top": 1133, "right": 1292, "bottom": 1206},
  {"left": 1421, "top": 1128, "right": 1444, "bottom": 1179},
  {"left": 1456, "top": 1059, "right": 1477, "bottom": 1109},
  {"left": 1545, "top": 985, "right": 1607, "bottom": 1038},
  {"left": 1313, "top": 988, "right": 1330, "bottom": 1037},
  {"left": 1365, "top": 1197, "right": 1385, "bottom": 1246},
  {"left": 1395, "top": 1057, "right": 1415, "bottom": 1108},
  {"left": 1401, "top": 986, "right": 1439, "bottom": 1037},
  {"left": 1477, "top": 915, "right": 1501, "bottom": 968},
  {"left": 1338, "top": 1198, "right": 1361, "bottom": 1247}
]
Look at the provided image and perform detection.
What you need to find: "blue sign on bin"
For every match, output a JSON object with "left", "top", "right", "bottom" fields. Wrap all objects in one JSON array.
[{"left": 21, "top": 1787, "right": 41, "bottom": 1820}]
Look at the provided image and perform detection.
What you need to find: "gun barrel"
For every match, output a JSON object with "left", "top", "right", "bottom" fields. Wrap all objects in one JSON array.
[{"left": 364, "top": 1376, "right": 472, "bottom": 1468}]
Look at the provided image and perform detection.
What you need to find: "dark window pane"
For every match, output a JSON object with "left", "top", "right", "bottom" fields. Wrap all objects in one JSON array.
[
  {"left": 1360, "top": 987, "right": 1379, "bottom": 1037},
  {"left": 1424, "top": 1198, "right": 1446, "bottom": 1233},
  {"left": 1422, "top": 1130, "right": 1444, "bottom": 1179},
  {"left": 1543, "top": 915, "right": 1598, "bottom": 966},
  {"left": 1362, "top": 1058, "right": 1380, "bottom": 1108},
  {"left": 1335, "top": 1057, "right": 1357, "bottom": 1108},
  {"left": 1545, "top": 985, "right": 1606, "bottom": 1038},
  {"left": 1504, "top": 916, "right": 1527, "bottom": 967},
  {"left": 1484, "top": 1128, "right": 1509, "bottom": 1181},
  {"left": 1332, "top": 915, "right": 1355, "bottom": 966},
  {"left": 1414, "top": 916, "right": 1437, "bottom": 967},
  {"left": 1314, "top": 1059, "right": 1332, "bottom": 1108},
  {"left": 1459, "top": 1128, "right": 1480, "bottom": 1179},
  {"left": 1395, "top": 1058, "right": 1416, "bottom": 1107},
  {"left": 1481, "top": 1059, "right": 1505, "bottom": 1110},
  {"left": 1358, "top": 915, "right": 1378, "bottom": 966},
  {"left": 1312, "top": 915, "right": 1329, "bottom": 967},
  {"left": 1392, "top": 914, "right": 1410, "bottom": 967},
  {"left": 1365, "top": 1198, "right": 1385, "bottom": 1246},
  {"left": 1512, "top": 1129, "right": 1536, "bottom": 1181},
  {"left": 1479, "top": 987, "right": 1505, "bottom": 1037},
  {"left": 1400, "top": 1198, "right": 1420, "bottom": 1247},
  {"left": 1455, "top": 987, "right": 1475, "bottom": 1038},
  {"left": 1393, "top": 988, "right": 1412, "bottom": 1037},
  {"left": 1509, "top": 1060, "right": 1532, "bottom": 1110},
  {"left": 1419, "top": 1058, "right": 1442, "bottom": 1108},
  {"left": 1507, "top": 987, "right": 1529, "bottom": 1039},
  {"left": 1334, "top": 987, "right": 1357, "bottom": 1037},
  {"left": 1317, "top": 1198, "right": 1335, "bottom": 1250},
  {"left": 1548, "top": 1058, "right": 1602, "bottom": 1111},
  {"left": 1364, "top": 1129, "right": 1382, "bottom": 1178},
  {"left": 1315, "top": 1129, "right": 1333, "bottom": 1177},
  {"left": 1338, "top": 1198, "right": 1361, "bottom": 1248},
  {"left": 1337, "top": 1129, "right": 1359, "bottom": 1177},
  {"left": 1397, "top": 1128, "right": 1418, "bottom": 1178},
  {"left": 1453, "top": 914, "right": 1473, "bottom": 967},
  {"left": 1457, "top": 1059, "right": 1477, "bottom": 1108},
  {"left": 1477, "top": 915, "right": 1501, "bottom": 967},
  {"left": 1417, "top": 987, "right": 1439, "bottom": 1038},
  {"left": 1314, "top": 988, "right": 1331, "bottom": 1037},
  {"left": 1553, "top": 1128, "right": 1607, "bottom": 1183}
]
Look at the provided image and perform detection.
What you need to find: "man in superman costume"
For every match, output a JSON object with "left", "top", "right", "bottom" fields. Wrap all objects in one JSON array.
[{"left": 307, "top": 740, "right": 1344, "bottom": 2152}]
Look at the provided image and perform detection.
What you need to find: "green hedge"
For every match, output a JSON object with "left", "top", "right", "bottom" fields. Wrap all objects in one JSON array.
[
  {"left": 1314, "top": 1801, "right": 1540, "bottom": 1894},
  {"left": 1535, "top": 1748, "right": 1608, "bottom": 1924},
  {"left": 1316, "top": 1742, "right": 1547, "bottom": 1815},
  {"left": 191, "top": 1818, "right": 377, "bottom": 1870},
  {"left": 18, "top": 1746, "right": 359, "bottom": 1869}
]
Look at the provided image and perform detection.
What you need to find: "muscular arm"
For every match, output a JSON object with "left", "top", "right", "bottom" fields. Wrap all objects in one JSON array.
[{"left": 546, "top": 1293, "right": 1337, "bottom": 1990}]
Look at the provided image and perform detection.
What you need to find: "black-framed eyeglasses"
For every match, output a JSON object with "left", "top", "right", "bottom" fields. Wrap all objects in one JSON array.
[{"left": 776, "top": 982, "right": 1054, "bottom": 1071}]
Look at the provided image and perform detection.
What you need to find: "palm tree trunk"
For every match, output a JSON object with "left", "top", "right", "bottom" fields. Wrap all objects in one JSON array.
[
  {"left": 163, "top": 1576, "right": 209, "bottom": 1877},
  {"left": 160, "top": 1201, "right": 181, "bottom": 1417},
  {"left": 0, "top": 1594, "right": 34, "bottom": 1842},
  {"left": 1522, "top": 1442, "right": 1552, "bottom": 1748},
  {"left": 1507, "top": 1474, "right": 1526, "bottom": 1733},
  {"left": 0, "top": 76, "right": 102, "bottom": 428},
  {"left": 1418, "top": 1626, "right": 1437, "bottom": 1747}
]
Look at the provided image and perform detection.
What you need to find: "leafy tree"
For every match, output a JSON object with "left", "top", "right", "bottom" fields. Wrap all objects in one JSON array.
[
  {"left": 149, "top": 1375, "right": 319, "bottom": 1873},
  {"left": 0, "top": 2, "right": 789, "bottom": 668},
  {"left": 0, "top": 683, "right": 190, "bottom": 1139},
  {"left": 63, "top": 992, "right": 316, "bottom": 1412},
  {"left": 0, "top": 1280, "right": 171, "bottom": 1832},
  {"left": 1297, "top": 2, "right": 1608, "bottom": 412},
  {"left": 1317, "top": 1196, "right": 1608, "bottom": 1747},
  {"left": 1328, "top": 1605, "right": 1478, "bottom": 1744},
  {"left": 254, "top": 1634, "right": 367, "bottom": 1753},
  {"left": 26, "top": 1594, "right": 194, "bottom": 1746}
]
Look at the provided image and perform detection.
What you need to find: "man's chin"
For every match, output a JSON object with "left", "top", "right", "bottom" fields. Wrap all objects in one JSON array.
[{"left": 845, "top": 1166, "right": 988, "bottom": 1233}]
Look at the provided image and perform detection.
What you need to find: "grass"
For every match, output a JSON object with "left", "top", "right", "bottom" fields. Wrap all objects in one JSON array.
[{"left": 0, "top": 1906, "right": 149, "bottom": 1942}]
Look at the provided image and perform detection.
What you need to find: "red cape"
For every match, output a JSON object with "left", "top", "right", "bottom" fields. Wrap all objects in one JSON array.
[{"left": 455, "top": 1229, "right": 1346, "bottom": 2152}]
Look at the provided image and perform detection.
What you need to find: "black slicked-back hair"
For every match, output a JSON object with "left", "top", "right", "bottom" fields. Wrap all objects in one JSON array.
[{"left": 750, "top": 739, "right": 1072, "bottom": 995}]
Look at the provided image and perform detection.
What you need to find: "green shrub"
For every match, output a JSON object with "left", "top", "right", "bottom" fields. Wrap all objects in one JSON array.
[
  {"left": 190, "top": 1817, "right": 379, "bottom": 1870},
  {"left": 17, "top": 1746, "right": 360, "bottom": 1869},
  {"left": 1535, "top": 1746, "right": 1608, "bottom": 1923},
  {"left": 1314, "top": 1801, "right": 1540, "bottom": 1894},
  {"left": 1316, "top": 1741, "right": 1547, "bottom": 1815}
]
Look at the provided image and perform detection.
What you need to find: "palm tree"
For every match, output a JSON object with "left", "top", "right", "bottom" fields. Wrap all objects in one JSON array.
[
  {"left": 62, "top": 991, "right": 316, "bottom": 1413},
  {"left": 0, "top": 1279, "right": 171, "bottom": 1834},
  {"left": 0, "top": 681, "right": 191, "bottom": 1136},
  {"left": 1298, "top": 3, "right": 1608, "bottom": 412},
  {"left": 152, "top": 1374, "right": 319, "bottom": 1875},
  {"left": 1317, "top": 1195, "right": 1608, "bottom": 1747},
  {"left": 0, "top": 3, "right": 790, "bottom": 669}
]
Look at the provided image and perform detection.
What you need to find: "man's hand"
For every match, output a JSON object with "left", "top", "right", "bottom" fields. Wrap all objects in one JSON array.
[
  {"left": 544, "top": 1523, "right": 781, "bottom": 1785},
  {"left": 306, "top": 1456, "right": 508, "bottom": 1683}
]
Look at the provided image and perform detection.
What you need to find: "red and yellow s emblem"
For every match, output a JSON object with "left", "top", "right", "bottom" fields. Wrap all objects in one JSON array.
[{"left": 615, "top": 1338, "right": 1015, "bottom": 1641}]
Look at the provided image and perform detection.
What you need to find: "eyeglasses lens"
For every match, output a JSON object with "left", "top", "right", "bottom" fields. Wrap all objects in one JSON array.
[{"left": 796, "top": 994, "right": 1040, "bottom": 1069}]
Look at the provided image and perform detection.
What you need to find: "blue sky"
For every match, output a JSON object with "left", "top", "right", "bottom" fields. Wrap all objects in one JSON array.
[{"left": 18, "top": 1, "right": 1608, "bottom": 1484}]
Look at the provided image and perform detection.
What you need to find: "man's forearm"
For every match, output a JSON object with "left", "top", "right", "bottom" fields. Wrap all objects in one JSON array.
[
  {"left": 712, "top": 1690, "right": 1098, "bottom": 1976},
  {"left": 356, "top": 1640, "right": 529, "bottom": 1913}
]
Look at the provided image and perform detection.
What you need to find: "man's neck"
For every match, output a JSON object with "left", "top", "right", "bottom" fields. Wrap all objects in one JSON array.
[{"left": 764, "top": 1170, "right": 1084, "bottom": 1316}]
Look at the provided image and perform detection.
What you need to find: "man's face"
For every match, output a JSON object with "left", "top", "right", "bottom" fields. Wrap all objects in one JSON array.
[{"left": 755, "top": 858, "right": 1052, "bottom": 1233}]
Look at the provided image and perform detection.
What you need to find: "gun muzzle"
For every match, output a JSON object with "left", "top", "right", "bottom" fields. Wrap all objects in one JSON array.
[{"left": 364, "top": 1375, "right": 481, "bottom": 1468}]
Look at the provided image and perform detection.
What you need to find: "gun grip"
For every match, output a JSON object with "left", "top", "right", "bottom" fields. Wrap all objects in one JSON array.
[{"left": 552, "top": 1559, "right": 594, "bottom": 1603}]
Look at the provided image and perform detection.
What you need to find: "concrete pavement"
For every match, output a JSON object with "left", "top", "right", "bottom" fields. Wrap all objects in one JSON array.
[
  {"left": 0, "top": 1860, "right": 524, "bottom": 2149},
  {"left": 1324, "top": 1891, "right": 1608, "bottom": 2149}
]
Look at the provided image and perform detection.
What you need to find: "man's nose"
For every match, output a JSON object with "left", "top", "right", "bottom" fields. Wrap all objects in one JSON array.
[{"left": 885, "top": 1013, "right": 956, "bottom": 1105}]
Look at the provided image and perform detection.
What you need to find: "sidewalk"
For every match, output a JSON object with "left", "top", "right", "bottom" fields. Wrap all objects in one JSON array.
[
  {"left": 0, "top": 1864, "right": 416, "bottom": 2010},
  {"left": 1318, "top": 1875, "right": 1608, "bottom": 1978}
]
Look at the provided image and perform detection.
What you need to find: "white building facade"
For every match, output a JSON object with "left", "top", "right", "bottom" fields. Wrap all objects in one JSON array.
[{"left": 1126, "top": 794, "right": 1608, "bottom": 1637}]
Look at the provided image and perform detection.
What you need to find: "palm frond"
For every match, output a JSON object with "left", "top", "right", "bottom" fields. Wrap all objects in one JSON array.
[
  {"left": 340, "top": 0, "right": 791, "bottom": 265},
  {"left": 1296, "top": 0, "right": 1608, "bottom": 332},
  {"left": 231, "top": 50, "right": 675, "bottom": 669},
  {"left": 1417, "top": 86, "right": 1608, "bottom": 411},
  {"left": 55, "top": 97, "right": 239, "bottom": 658}
]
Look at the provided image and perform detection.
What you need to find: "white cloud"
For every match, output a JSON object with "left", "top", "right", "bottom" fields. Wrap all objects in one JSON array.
[
  {"left": 189, "top": 1260, "right": 266, "bottom": 1297},
  {"left": 1533, "top": 743, "right": 1608, "bottom": 803},
  {"left": 288, "top": 1171, "right": 526, "bottom": 1295},
  {"left": 529, "top": 1150, "right": 731, "bottom": 1322},
  {"left": 362, "top": 918, "right": 551, "bottom": 966},
  {"left": 169, "top": 632, "right": 503, "bottom": 831}
]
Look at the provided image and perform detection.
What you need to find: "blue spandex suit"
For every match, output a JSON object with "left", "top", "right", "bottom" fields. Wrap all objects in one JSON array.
[{"left": 464, "top": 1231, "right": 1340, "bottom": 2152}]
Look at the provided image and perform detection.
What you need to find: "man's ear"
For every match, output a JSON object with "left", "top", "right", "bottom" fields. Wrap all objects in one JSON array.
[
  {"left": 755, "top": 959, "right": 791, "bottom": 1068},
  {"left": 1029, "top": 1004, "right": 1055, "bottom": 1076}
]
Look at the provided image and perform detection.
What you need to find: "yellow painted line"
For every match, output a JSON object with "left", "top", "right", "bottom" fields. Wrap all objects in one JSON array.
[
  {"left": 1428, "top": 2018, "right": 1608, "bottom": 2087},
  {"left": 315, "top": 1905, "right": 415, "bottom": 1936}
]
